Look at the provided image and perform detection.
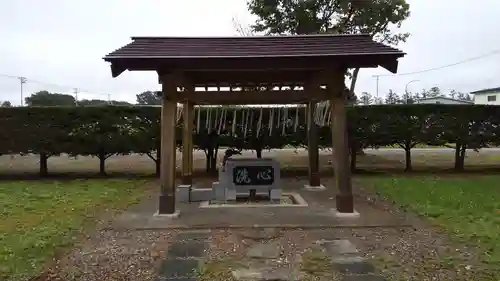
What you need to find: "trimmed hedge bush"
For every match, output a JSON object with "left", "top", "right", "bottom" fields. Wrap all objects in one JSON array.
[{"left": 0, "top": 104, "right": 498, "bottom": 175}]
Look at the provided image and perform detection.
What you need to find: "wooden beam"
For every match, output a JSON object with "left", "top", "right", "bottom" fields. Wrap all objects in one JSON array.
[
  {"left": 327, "top": 69, "right": 353, "bottom": 213},
  {"left": 184, "top": 70, "right": 317, "bottom": 87},
  {"left": 176, "top": 89, "right": 329, "bottom": 105},
  {"left": 110, "top": 63, "right": 127, "bottom": 78},
  {"left": 113, "top": 54, "right": 401, "bottom": 74},
  {"left": 158, "top": 73, "right": 178, "bottom": 214}
]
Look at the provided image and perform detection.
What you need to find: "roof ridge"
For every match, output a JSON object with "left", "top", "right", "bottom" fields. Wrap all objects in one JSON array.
[
  {"left": 130, "top": 34, "right": 371, "bottom": 40},
  {"left": 471, "top": 87, "right": 500, "bottom": 94}
]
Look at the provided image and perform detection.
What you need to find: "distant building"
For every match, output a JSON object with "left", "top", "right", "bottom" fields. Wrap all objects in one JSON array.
[
  {"left": 415, "top": 96, "right": 473, "bottom": 105},
  {"left": 471, "top": 87, "right": 500, "bottom": 105}
]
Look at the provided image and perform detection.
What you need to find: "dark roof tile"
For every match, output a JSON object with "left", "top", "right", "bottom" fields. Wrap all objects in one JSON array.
[
  {"left": 104, "top": 34, "right": 404, "bottom": 59},
  {"left": 471, "top": 87, "right": 500, "bottom": 94}
]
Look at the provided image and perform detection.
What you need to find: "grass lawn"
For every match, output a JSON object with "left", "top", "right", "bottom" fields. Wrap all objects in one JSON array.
[
  {"left": 365, "top": 176, "right": 500, "bottom": 277},
  {"left": 0, "top": 179, "right": 151, "bottom": 281}
]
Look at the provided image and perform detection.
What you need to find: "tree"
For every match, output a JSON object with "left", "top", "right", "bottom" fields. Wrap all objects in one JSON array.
[
  {"left": 384, "top": 89, "right": 400, "bottom": 104},
  {"left": 136, "top": 91, "right": 161, "bottom": 105},
  {"left": 233, "top": 17, "right": 254, "bottom": 36},
  {"left": 247, "top": 0, "right": 411, "bottom": 100},
  {"left": 359, "top": 92, "right": 373, "bottom": 105},
  {"left": 449, "top": 90, "right": 457, "bottom": 99},
  {"left": 440, "top": 107, "right": 489, "bottom": 171},
  {"left": 78, "top": 99, "right": 131, "bottom": 106},
  {"left": 1, "top": 101, "right": 12, "bottom": 107},
  {"left": 373, "top": 97, "right": 384, "bottom": 105},
  {"left": 79, "top": 99, "right": 109, "bottom": 106},
  {"left": 412, "top": 91, "right": 421, "bottom": 101},
  {"left": 458, "top": 93, "right": 473, "bottom": 101},
  {"left": 401, "top": 91, "right": 415, "bottom": 104},
  {"left": 110, "top": 100, "right": 132, "bottom": 106},
  {"left": 385, "top": 106, "right": 427, "bottom": 171},
  {"left": 25, "top": 91, "right": 76, "bottom": 106},
  {"left": 69, "top": 109, "right": 131, "bottom": 175},
  {"left": 451, "top": 90, "right": 473, "bottom": 101},
  {"left": 129, "top": 110, "right": 162, "bottom": 176},
  {"left": 427, "top": 86, "right": 441, "bottom": 97}
]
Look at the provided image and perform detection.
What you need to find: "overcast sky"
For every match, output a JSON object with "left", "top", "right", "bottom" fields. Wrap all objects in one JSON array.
[{"left": 1, "top": 0, "right": 499, "bottom": 105}]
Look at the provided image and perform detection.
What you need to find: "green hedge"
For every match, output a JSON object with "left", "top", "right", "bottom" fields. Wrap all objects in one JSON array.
[{"left": 0, "top": 104, "right": 499, "bottom": 175}]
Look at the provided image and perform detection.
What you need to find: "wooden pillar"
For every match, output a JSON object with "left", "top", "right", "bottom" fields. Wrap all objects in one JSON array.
[
  {"left": 328, "top": 69, "right": 353, "bottom": 213},
  {"left": 307, "top": 101, "right": 320, "bottom": 187},
  {"left": 181, "top": 100, "right": 194, "bottom": 185},
  {"left": 158, "top": 74, "right": 178, "bottom": 214}
]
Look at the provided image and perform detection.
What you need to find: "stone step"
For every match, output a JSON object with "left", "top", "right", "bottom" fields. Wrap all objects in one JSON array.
[
  {"left": 342, "top": 275, "right": 387, "bottom": 281},
  {"left": 245, "top": 241, "right": 281, "bottom": 259},
  {"left": 232, "top": 267, "right": 304, "bottom": 281},
  {"left": 315, "top": 239, "right": 360, "bottom": 255}
]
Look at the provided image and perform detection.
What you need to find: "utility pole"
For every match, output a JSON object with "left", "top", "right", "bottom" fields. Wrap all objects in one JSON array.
[
  {"left": 372, "top": 75, "right": 381, "bottom": 98},
  {"left": 107, "top": 94, "right": 111, "bottom": 105},
  {"left": 73, "top": 88, "right": 79, "bottom": 106},
  {"left": 19, "top": 77, "right": 27, "bottom": 106}
]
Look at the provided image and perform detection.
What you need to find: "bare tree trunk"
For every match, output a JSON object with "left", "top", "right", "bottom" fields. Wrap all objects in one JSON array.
[
  {"left": 39, "top": 153, "right": 49, "bottom": 177},
  {"left": 98, "top": 152, "right": 106, "bottom": 175},
  {"left": 256, "top": 149, "right": 262, "bottom": 158},
  {"left": 348, "top": 68, "right": 360, "bottom": 103},
  {"left": 155, "top": 149, "right": 160, "bottom": 177},
  {"left": 454, "top": 144, "right": 466, "bottom": 171},
  {"left": 350, "top": 148, "right": 357, "bottom": 172},
  {"left": 404, "top": 147, "right": 412, "bottom": 172}
]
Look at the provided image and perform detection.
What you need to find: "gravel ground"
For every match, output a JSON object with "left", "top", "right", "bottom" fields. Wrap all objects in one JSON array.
[
  {"left": 199, "top": 228, "right": 341, "bottom": 281},
  {"left": 43, "top": 230, "right": 176, "bottom": 281},
  {"left": 344, "top": 184, "right": 497, "bottom": 281},
  {"left": 308, "top": 227, "right": 489, "bottom": 281},
  {"left": 200, "top": 230, "right": 245, "bottom": 280},
  {"left": 26, "top": 176, "right": 494, "bottom": 281}
]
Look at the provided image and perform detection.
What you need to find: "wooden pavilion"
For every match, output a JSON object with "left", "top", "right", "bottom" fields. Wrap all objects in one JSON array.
[{"left": 104, "top": 34, "right": 405, "bottom": 215}]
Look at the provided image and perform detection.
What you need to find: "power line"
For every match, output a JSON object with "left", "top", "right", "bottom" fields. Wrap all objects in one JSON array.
[
  {"left": 0, "top": 73, "right": 110, "bottom": 97},
  {"left": 376, "top": 48, "right": 500, "bottom": 77}
]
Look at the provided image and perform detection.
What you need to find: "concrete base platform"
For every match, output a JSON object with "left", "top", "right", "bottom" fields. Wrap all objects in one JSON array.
[
  {"left": 304, "top": 184, "right": 326, "bottom": 191},
  {"left": 198, "top": 192, "right": 308, "bottom": 208},
  {"left": 113, "top": 179, "right": 411, "bottom": 230},
  {"left": 333, "top": 209, "right": 360, "bottom": 218},
  {"left": 153, "top": 210, "right": 181, "bottom": 219},
  {"left": 190, "top": 188, "right": 213, "bottom": 202}
]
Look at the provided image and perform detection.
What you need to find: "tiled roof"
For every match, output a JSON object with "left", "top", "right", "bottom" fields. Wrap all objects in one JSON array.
[
  {"left": 104, "top": 34, "right": 404, "bottom": 59},
  {"left": 471, "top": 87, "right": 500, "bottom": 94}
]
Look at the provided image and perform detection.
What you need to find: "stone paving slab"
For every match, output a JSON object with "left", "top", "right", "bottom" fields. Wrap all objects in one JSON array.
[
  {"left": 334, "top": 261, "right": 376, "bottom": 274},
  {"left": 232, "top": 267, "right": 304, "bottom": 281},
  {"left": 317, "top": 239, "right": 360, "bottom": 255},
  {"left": 176, "top": 230, "right": 211, "bottom": 242},
  {"left": 155, "top": 230, "right": 210, "bottom": 280},
  {"left": 154, "top": 277, "right": 198, "bottom": 281},
  {"left": 342, "top": 275, "right": 387, "bottom": 281},
  {"left": 246, "top": 241, "right": 282, "bottom": 259},
  {"left": 157, "top": 259, "right": 199, "bottom": 279},
  {"left": 153, "top": 228, "right": 392, "bottom": 281},
  {"left": 167, "top": 241, "right": 206, "bottom": 259}
]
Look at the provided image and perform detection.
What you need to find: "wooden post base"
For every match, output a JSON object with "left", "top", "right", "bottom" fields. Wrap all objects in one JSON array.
[
  {"left": 335, "top": 194, "right": 354, "bottom": 213},
  {"left": 309, "top": 173, "right": 321, "bottom": 187},
  {"left": 158, "top": 194, "right": 176, "bottom": 214},
  {"left": 181, "top": 175, "right": 192, "bottom": 185}
]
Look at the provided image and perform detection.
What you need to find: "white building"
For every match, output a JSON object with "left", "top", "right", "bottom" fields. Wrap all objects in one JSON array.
[
  {"left": 471, "top": 87, "right": 500, "bottom": 105},
  {"left": 416, "top": 96, "right": 473, "bottom": 105}
]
